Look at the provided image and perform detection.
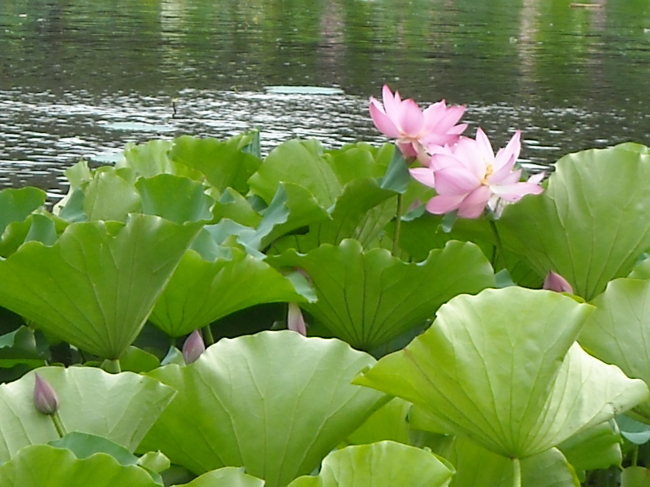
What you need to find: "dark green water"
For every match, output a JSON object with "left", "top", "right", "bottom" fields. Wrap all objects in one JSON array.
[{"left": 1, "top": 0, "right": 650, "bottom": 198}]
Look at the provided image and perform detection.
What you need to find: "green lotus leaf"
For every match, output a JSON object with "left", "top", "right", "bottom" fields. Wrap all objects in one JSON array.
[
  {"left": 621, "top": 466, "right": 650, "bottom": 486},
  {"left": 0, "top": 445, "right": 161, "bottom": 487},
  {"left": 0, "top": 326, "right": 48, "bottom": 368},
  {"left": 354, "top": 287, "right": 648, "bottom": 458},
  {"left": 271, "top": 178, "right": 397, "bottom": 254},
  {"left": 135, "top": 174, "right": 214, "bottom": 225},
  {"left": 171, "top": 134, "right": 261, "bottom": 194},
  {"left": 140, "top": 331, "right": 386, "bottom": 487},
  {"left": 173, "top": 468, "right": 264, "bottom": 487},
  {"left": 343, "top": 397, "right": 411, "bottom": 446},
  {"left": 119, "top": 140, "right": 203, "bottom": 180},
  {"left": 579, "top": 278, "right": 650, "bottom": 422},
  {"left": 268, "top": 239, "right": 495, "bottom": 350},
  {"left": 248, "top": 139, "right": 342, "bottom": 207},
  {"left": 617, "top": 415, "right": 650, "bottom": 445},
  {"left": 211, "top": 188, "right": 262, "bottom": 227},
  {"left": 0, "top": 187, "right": 46, "bottom": 237},
  {"left": 323, "top": 142, "right": 392, "bottom": 185},
  {"left": 498, "top": 147, "right": 650, "bottom": 300},
  {"left": 0, "top": 214, "right": 201, "bottom": 359},
  {"left": 287, "top": 441, "right": 454, "bottom": 487},
  {"left": 149, "top": 247, "right": 315, "bottom": 337},
  {"left": 83, "top": 169, "right": 142, "bottom": 222},
  {"left": 557, "top": 421, "right": 622, "bottom": 480},
  {"left": 442, "top": 437, "right": 579, "bottom": 487},
  {"left": 0, "top": 366, "right": 176, "bottom": 462}
]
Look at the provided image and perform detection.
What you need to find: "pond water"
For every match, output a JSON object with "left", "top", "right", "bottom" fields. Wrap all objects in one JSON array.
[{"left": 1, "top": 0, "right": 650, "bottom": 199}]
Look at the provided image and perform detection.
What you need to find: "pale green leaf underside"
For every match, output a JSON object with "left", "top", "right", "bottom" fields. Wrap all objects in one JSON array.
[
  {"left": 172, "top": 467, "right": 264, "bottom": 487},
  {"left": 354, "top": 287, "right": 647, "bottom": 458},
  {"left": 288, "top": 441, "right": 454, "bottom": 487},
  {"left": 580, "top": 278, "right": 650, "bottom": 422},
  {"left": 141, "top": 331, "right": 386, "bottom": 487},
  {"left": 0, "top": 367, "right": 176, "bottom": 463},
  {"left": 0, "top": 445, "right": 161, "bottom": 487}
]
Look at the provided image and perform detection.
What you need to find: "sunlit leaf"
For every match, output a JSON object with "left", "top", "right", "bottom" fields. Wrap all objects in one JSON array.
[
  {"left": 287, "top": 441, "right": 454, "bottom": 487},
  {"left": 0, "top": 366, "right": 176, "bottom": 462},
  {"left": 173, "top": 468, "right": 264, "bottom": 487},
  {"left": 580, "top": 278, "right": 650, "bottom": 422},
  {"left": 269, "top": 239, "right": 495, "bottom": 350},
  {"left": 0, "top": 445, "right": 162, "bottom": 487},
  {"left": 499, "top": 147, "right": 650, "bottom": 300},
  {"left": 140, "top": 331, "right": 386, "bottom": 487},
  {"left": 354, "top": 287, "right": 647, "bottom": 458}
]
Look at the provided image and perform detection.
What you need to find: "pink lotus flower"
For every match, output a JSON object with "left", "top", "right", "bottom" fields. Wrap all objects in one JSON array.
[
  {"left": 369, "top": 85, "right": 467, "bottom": 160},
  {"left": 410, "top": 128, "right": 544, "bottom": 219},
  {"left": 183, "top": 329, "right": 205, "bottom": 364},
  {"left": 543, "top": 271, "right": 574, "bottom": 294},
  {"left": 33, "top": 373, "right": 59, "bottom": 415}
]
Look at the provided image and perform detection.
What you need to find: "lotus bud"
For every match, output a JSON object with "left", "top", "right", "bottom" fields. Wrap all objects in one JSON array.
[
  {"left": 543, "top": 271, "right": 573, "bottom": 294},
  {"left": 33, "top": 373, "right": 59, "bottom": 415},
  {"left": 288, "top": 303, "right": 307, "bottom": 336},
  {"left": 183, "top": 329, "right": 205, "bottom": 365}
]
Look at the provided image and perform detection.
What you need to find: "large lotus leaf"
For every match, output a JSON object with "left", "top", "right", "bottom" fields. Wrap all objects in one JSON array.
[
  {"left": 354, "top": 287, "right": 648, "bottom": 458},
  {"left": 323, "top": 142, "right": 392, "bottom": 185},
  {"left": 268, "top": 239, "right": 495, "bottom": 350},
  {"left": 174, "top": 468, "right": 264, "bottom": 487},
  {"left": 271, "top": 178, "right": 397, "bottom": 254},
  {"left": 287, "top": 441, "right": 454, "bottom": 487},
  {"left": 0, "top": 445, "right": 161, "bottom": 487},
  {"left": 0, "top": 366, "right": 175, "bottom": 462},
  {"left": 248, "top": 139, "right": 342, "bottom": 207},
  {"left": 149, "top": 247, "right": 315, "bottom": 337},
  {"left": 135, "top": 175, "right": 214, "bottom": 225},
  {"left": 0, "top": 214, "right": 201, "bottom": 358},
  {"left": 442, "top": 437, "right": 579, "bottom": 487},
  {"left": 579, "top": 278, "right": 650, "bottom": 422},
  {"left": 119, "top": 139, "right": 203, "bottom": 180},
  {"left": 0, "top": 187, "right": 46, "bottom": 236},
  {"left": 211, "top": 188, "right": 262, "bottom": 227},
  {"left": 344, "top": 397, "right": 411, "bottom": 446},
  {"left": 557, "top": 421, "right": 622, "bottom": 480},
  {"left": 171, "top": 134, "right": 261, "bottom": 194},
  {"left": 140, "top": 331, "right": 386, "bottom": 487},
  {"left": 498, "top": 147, "right": 650, "bottom": 300},
  {"left": 83, "top": 169, "right": 142, "bottom": 222}
]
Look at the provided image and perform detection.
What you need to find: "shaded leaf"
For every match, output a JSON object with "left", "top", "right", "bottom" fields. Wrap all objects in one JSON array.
[{"left": 269, "top": 239, "right": 495, "bottom": 350}]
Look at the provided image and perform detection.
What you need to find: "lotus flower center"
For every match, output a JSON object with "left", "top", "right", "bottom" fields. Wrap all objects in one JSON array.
[{"left": 481, "top": 164, "right": 494, "bottom": 185}]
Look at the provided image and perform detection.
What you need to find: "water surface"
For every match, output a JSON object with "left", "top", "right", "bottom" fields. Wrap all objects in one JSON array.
[{"left": 1, "top": 0, "right": 650, "bottom": 198}]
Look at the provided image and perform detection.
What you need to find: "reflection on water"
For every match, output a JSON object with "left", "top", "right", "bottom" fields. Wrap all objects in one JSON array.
[{"left": 1, "top": 0, "right": 650, "bottom": 197}]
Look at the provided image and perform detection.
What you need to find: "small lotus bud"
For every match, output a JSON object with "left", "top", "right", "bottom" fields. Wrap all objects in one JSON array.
[
  {"left": 543, "top": 271, "right": 573, "bottom": 294},
  {"left": 33, "top": 373, "right": 59, "bottom": 415},
  {"left": 183, "top": 329, "right": 205, "bottom": 364},
  {"left": 288, "top": 303, "right": 307, "bottom": 336}
]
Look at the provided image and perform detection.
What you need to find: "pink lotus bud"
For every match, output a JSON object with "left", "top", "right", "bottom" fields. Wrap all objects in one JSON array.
[
  {"left": 288, "top": 303, "right": 307, "bottom": 336},
  {"left": 33, "top": 373, "right": 59, "bottom": 415},
  {"left": 182, "top": 330, "right": 205, "bottom": 364},
  {"left": 543, "top": 271, "right": 573, "bottom": 294}
]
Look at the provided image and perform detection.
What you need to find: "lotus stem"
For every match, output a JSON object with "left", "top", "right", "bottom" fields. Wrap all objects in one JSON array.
[
  {"left": 512, "top": 458, "right": 521, "bottom": 487},
  {"left": 51, "top": 411, "right": 67, "bottom": 438},
  {"left": 102, "top": 358, "right": 121, "bottom": 374},
  {"left": 489, "top": 219, "right": 505, "bottom": 270},
  {"left": 202, "top": 325, "right": 215, "bottom": 346},
  {"left": 392, "top": 194, "right": 403, "bottom": 257}
]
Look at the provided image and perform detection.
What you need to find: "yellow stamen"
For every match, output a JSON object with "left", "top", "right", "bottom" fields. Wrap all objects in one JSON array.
[{"left": 482, "top": 164, "right": 494, "bottom": 185}]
